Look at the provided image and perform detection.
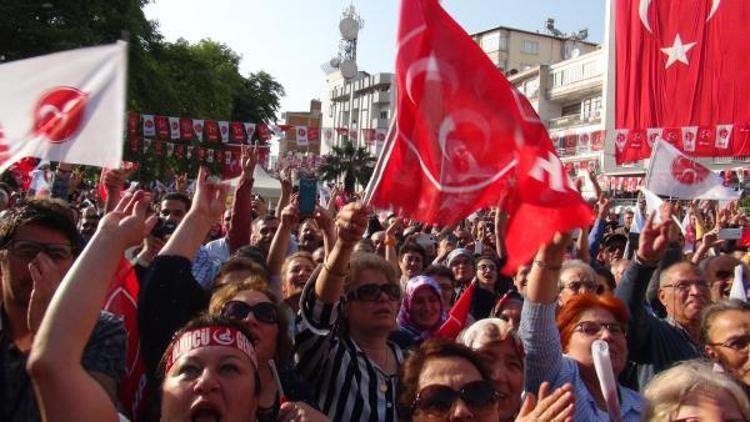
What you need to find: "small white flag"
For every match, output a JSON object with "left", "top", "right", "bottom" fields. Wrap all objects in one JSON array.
[
  {"left": 193, "top": 119, "right": 204, "bottom": 142},
  {"left": 614, "top": 129, "right": 629, "bottom": 153},
  {"left": 682, "top": 126, "right": 698, "bottom": 152},
  {"left": 143, "top": 114, "right": 156, "bottom": 137},
  {"left": 168, "top": 117, "right": 180, "bottom": 140},
  {"left": 646, "top": 128, "right": 663, "bottom": 148},
  {"left": 0, "top": 42, "right": 127, "bottom": 172},
  {"left": 218, "top": 121, "right": 229, "bottom": 143},
  {"left": 646, "top": 140, "right": 741, "bottom": 200},
  {"left": 716, "top": 124, "right": 733, "bottom": 149},
  {"left": 296, "top": 126, "right": 308, "bottom": 146}
]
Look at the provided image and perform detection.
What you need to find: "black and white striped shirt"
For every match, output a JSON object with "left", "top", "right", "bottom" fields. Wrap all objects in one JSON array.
[{"left": 294, "top": 282, "right": 405, "bottom": 422}]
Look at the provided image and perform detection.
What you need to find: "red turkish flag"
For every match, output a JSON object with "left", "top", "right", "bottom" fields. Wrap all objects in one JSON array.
[
  {"left": 615, "top": 0, "right": 750, "bottom": 163},
  {"left": 308, "top": 127, "right": 320, "bottom": 142},
  {"left": 367, "top": 0, "right": 594, "bottom": 272}
]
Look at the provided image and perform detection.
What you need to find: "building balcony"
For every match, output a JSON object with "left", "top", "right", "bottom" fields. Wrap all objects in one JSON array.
[
  {"left": 547, "top": 50, "right": 603, "bottom": 102},
  {"left": 371, "top": 118, "right": 390, "bottom": 129},
  {"left": 372, "top": 73, "right": 393, "bottom": 87},
  {"left": 372, "top": 91, "right": 390, "bottom": 104},
  {"left": 547, "top": 113, "right": 601, "bottom": 130}
]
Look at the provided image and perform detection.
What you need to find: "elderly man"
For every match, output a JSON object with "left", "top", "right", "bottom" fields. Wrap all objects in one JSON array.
[
  {"left": 557, "top": 259, "right": 599, "bottom": 306},
  {"left": 0, "top": 199, "right": 125, "bottom": 421},
  {"left": 702, "top": 299, "right": 750, "bottom": 395},
  {"left": 615, "top": 215, "right": 708, "bottom": 389}
]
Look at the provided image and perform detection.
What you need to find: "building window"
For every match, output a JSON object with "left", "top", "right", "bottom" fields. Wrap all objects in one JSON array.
[
  {"left": 581, "top": 96, "right": 602, "bottom": 120},
  {"left": 522, "top": 40, "right": 539, "bottom": 55},
  {"left": 498, "top": 59, "right": 507, "bottom": 72},
  {"left": 499, "top": 33, "right": 508, "bottom": 51},
  {"left": 561, "top": 103, "right": 580, "bottom": 117},
  {"left": 480, "top": 33, "right": 500, "bottom": 52},
  {"left": 380, "top": 110, "right": 388, "bottom": 119}
]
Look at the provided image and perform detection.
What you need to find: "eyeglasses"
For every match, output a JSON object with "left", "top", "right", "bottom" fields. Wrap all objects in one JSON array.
[
  {"left": 412, "top": 380, "right": 499, "bottom": 417},
  {"left": 661, "top": 279, "right": 709, "bottom": 291},
  {"left": 563, "top": 279, "right": 601, "bottom": 294},
  {"left": 221, "top": 300, "right": 278, "bottom": 324},
  {"left": 346, "top": 283, "right": 401, "bottom": 302},
  {"left": 708, "top": 334, "right": 750, "bottom": 352},
  {"left": 7, "top": 239, "right": 74, "bottom": 261},
  {"left": 574, "top": 321, "right": 626, "bottom": 337},
  {"left": 477, "top": 264, "right": 497, "bottom": 272}
]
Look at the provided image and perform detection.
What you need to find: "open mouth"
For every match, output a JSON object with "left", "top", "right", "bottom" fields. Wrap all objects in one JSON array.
[{"left": 191, "top": 403, "right": 222, "bottom": 422}]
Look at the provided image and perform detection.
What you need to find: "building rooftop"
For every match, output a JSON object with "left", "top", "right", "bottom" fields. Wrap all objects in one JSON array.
[{"left": 470, "top": 25, "right": 599, "bottom": 47}]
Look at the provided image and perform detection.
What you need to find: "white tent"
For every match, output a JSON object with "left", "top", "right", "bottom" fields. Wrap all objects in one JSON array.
[{"left": 226, "top": 166, "right": 281, "bottom": 202}]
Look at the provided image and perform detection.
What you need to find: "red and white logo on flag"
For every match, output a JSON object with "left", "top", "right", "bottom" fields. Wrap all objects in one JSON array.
[
  {"left": 296, "top": 126, "right": 308, "bottom": 145},
  {"left": 168, "top": 117, "right": 180, "bottom": 140},
  {"left": 615, "top": 129, "right": 629, "bottom": 153},
  {"left": 716, "top": 124, "right": 733, "bottom": 149},
  {"left": 646, "top": 128, "right": 663, "bottom": 148},
  {"left": 193, "top": 119, "right": 204, "bottom": 142},
  {"left": 32, "top": 87, "right": 89, "bottom": 144},
  {"left": 671, "top": 156, "right": 709, "bottom": 185},
  {"left": 218, "top": 121, "right": 229, "bottom": 143},
  {"left": 143, "top": 114, "right": 155, "bottom": 137},
  {"left": 682, "top": 126, "right": 698, "bottom": 152}
]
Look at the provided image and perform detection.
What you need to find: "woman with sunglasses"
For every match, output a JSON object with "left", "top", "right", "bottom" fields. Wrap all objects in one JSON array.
[
  {"left": 520, "top": 232, "right": 643, "bottom": 421},
  {"left": 393, "top": 275, "right": 446, "bottom": 349},
  {"left": 458, "top": 318, "right": 576, "bottom": 421},
  {"left": 208, "top": 278, "right": 321, "bottom": 421},
  {"left": 137, "top": 169, "right": 319, "bottom": 420},
  {"left": 27, "top": 189, "right": 262, "bottom": 422},
  {"left": 398, "top": 338, "right": 500, "bottom": 421},
  {"left": 295, "top": 202, "right": 405, "bottom": 421}
]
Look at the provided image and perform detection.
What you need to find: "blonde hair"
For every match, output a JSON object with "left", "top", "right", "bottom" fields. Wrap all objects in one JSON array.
[
  {"left": 457, "top": 318, "right": 523, "bottom": 359},
  {"left": 644, "top": 360, "right": 750, "bottom": 421},
  {"left": 343, "top": 252, "right": 397, "bottom": 292}
]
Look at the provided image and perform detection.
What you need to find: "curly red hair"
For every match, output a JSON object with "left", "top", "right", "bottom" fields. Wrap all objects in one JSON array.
[{"left": 556, "top": 293, "right": 629, "bottom": 351}]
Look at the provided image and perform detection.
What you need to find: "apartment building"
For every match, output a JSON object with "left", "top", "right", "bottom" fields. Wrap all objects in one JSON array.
[
  {"left": 281, "top": 99, "right": 322, "bottom": 156},
  {"left": 320, "top": 71, "right": 393, "bottom": 156},
  {"left": 471, "top": 26, "right": 598, "bottom": 75}
]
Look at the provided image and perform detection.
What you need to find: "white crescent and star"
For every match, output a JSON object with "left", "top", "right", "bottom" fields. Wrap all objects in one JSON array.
[
  {"left": 639, "top": 0, "right": 722, "bottom": 33},
  {"left": 661, "top": 34, "right": 696, "bottom": 68}
]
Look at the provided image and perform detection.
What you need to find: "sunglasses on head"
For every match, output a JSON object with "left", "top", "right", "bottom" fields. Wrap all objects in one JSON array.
[
  {"left": 221, "top": 300, "right": 278, "bottom": 324},
  {"left": 412, "top": 380, "right": 499, "bottom": 417},
  {"left": 346, "top": 283, "right": 401, "bottom": 302}
]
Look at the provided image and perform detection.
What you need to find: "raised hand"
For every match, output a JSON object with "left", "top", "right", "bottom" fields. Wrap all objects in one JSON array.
[
  {"left": 102, "top": 166, "right": 137, "bottom": 197},
  {"left": 313, "top": 204, "right": 334, "bottom": 233},
  {"left": 240, "top": 145, "right": 258, "bottom": 179},
  {"left": 637, "top": 211, "right": 672, "bottom": 264},
  {"left": 280, "top": 196, "right": 300, "bottom": 228},
  {"left": 335, "top": 202, "right": 369, "bottom": 244},
  {"left": 515, "top": 382, "right": 575, "bottom": 422},
  {"left": 596, "top": 194, "right": 611, "bottom": 219},
  {"left": 385, "top": 216, "right": 404, "bottom": 241},
  {"left": 191, "top": 167, "right": 229, "bottom": 221},
  {"left": 98, "top": 190, "right": 158, "bottom": 248}
]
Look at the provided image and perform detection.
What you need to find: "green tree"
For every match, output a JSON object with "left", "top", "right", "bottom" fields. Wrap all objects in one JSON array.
[
  {"left": 318, "top": 141, "right": 376, "bottom": 194},
  {"left": 232, "top": 70, "right": 285, "bottom": 122}
]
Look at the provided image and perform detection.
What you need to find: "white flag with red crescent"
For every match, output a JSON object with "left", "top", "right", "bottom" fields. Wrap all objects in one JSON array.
[
  {"left": 646, "top": 139, "right": 740, "bottom": 200},
  {"left": 0, "top": 42, "right": 127, "bottom": 173}
]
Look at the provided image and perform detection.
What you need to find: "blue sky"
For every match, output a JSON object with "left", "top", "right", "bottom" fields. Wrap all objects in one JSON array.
[{"left": 144, "top": 0, "right": 606, "bottom": 117}]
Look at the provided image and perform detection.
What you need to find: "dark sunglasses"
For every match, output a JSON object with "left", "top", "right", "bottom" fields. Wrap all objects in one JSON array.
[
  {"left": 7, "top": 239, "right": 74, "bottom": 261},
  {"left": 221, "top": 300, "right": 278, "bottom": 324},
  {"left": 412, "top": 380, "right": 499, "bottom": 416},
  {"left": 346, "top": 283, "right": 401, "bottom": 302}
]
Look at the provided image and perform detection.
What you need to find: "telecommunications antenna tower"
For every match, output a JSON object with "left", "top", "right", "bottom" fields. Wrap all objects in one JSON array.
[{"left": 321, "top": 4, "right": 364, "bottom": 80}]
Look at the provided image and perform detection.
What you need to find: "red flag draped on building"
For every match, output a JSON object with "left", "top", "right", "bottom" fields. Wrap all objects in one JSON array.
[
  {"left": 366, "top": 0, "right": 594, "bottom": 272},
  {"left": 614, "top": 0, "right": 750, "bottom": 163}
]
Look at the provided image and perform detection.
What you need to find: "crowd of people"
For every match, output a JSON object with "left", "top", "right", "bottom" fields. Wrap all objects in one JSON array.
[{"left": 3, "top": 145, "right": 750, "bottom": 421}]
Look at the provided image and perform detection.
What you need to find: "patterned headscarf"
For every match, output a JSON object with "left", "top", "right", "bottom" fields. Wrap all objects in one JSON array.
[{"left": 397, "top": 275, "right": 446, "bottom": 340}]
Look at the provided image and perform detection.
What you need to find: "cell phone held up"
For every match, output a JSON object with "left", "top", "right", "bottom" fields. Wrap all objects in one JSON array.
[
  {"left": 298, "top": 177, "right": 318, "bottom": 216},
  {"left": 150, "top": 218, "right": 177, "bottom": 240}
]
